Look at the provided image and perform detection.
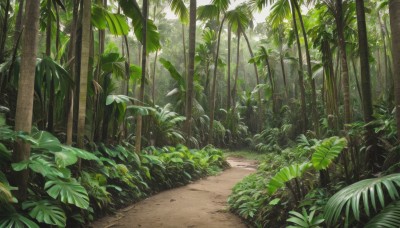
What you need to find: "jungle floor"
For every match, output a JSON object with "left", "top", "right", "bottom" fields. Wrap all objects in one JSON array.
[{"left": 91, "top": 157, "right": 257, "bottom": 228}]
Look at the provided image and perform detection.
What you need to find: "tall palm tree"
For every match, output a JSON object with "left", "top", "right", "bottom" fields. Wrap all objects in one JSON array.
[
  {"left": 135, "top": 0, "right": 148, "bottom": 153},
  {"left": 355, "top": 0, "right": 380, "bottom": 171},
  {"left": 77, "top": 0, "right": 91, "bottom": 149},
  {"left": 184, "top": 0, "right": 196, "bottom": 140},
  {"left": 198, "top": 0, "right": 230, "bottom": 144},
  {"left": 389, "top": 0, "right": 400, "bottom": 139},
  {"left": 12, "top": 0, "right": 40, "bottom": 201}
]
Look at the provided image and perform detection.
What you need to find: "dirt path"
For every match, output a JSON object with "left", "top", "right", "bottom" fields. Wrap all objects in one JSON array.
[{"left": 91, "top": 157, "right": 257, "bottom": 228}]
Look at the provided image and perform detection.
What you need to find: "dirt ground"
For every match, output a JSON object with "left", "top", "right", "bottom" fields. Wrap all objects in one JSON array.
[{"left": 90, "top": 157, "right": 257, "bottom": 228}]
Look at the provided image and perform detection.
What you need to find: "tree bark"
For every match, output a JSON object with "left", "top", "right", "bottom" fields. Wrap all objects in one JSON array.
[
  {"left": 135, "top": 0, "right": 148, "bottom": 153},
  {"left": 242, "top": 30, "right": 263, "bottom": 131},
  {"left": 184, "top": 0, "right": 196, "bottom": 141},
  {"left": 231, "top": 30, "right": 241, "bottom": 113},
  {"left": 227, "top": 25, "right": 232, "bottom": 111},
  {"left": 293, "top": 0, "right": 319, "bottom": 135},
  {"left": 0, "top": 0, "right": 10, "bottom": 63},
  {"left": 12, "top": 0, "right": 40, "bottom": 201},
  {"left": 291, "top": 5, "right": 307, "bottom": 133},
  {"left": 389, "top": 0, "right": 400, "bottom": 140},
  {"left": 355, "top": 0, "right": 381, "bottom": 171},
  {"left": 335, "top": 0, "right": 351, "bottom": 126},
  {"left": 208, "top": 16, "right": 226, "bottom": 144},
  {"left": 77, "top": 0, "right": 91, "bottom": 149}
]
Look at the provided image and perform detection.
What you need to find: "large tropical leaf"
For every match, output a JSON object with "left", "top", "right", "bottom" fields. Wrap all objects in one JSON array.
[
  {"left": 197, "top": 5, "right": 219, "bottom": 20},
  {"left": 267, "top": 162, "right": 312, "bottom": 195},
  {"left": 45, "top": 179, "right": 90, "bottom": 209},
  {"left": 365, "top": 200, "right": 400, "bottom": 228},
  {"left": 311, "top": 136, "right": 347, "bottom": 171},
  {"left": 170, "top": 0, "right": 188, "bottom": 23},
  {"left": 22, "top": 200, "right": 66, "bottom": 227},
  {"left": 29, "top": 131, "right": 62, "bottom": 152},
  {"left": 159, "top": 58, "right": 185, "bottom": 88},
  {"left": 119, "top": 0, "right": 161, "bottom": 52},
  {"left": 0, "top": 213, "right": 39, "bottom": 228},
  {"left": 91, "top": 4, "right": 129, "bottom": 35},
  {"left": 60, "top": 145, "right": 99, "bottom": 161},
  {"left": 324, "top": 174, "right": 400, "bottom": 226}
]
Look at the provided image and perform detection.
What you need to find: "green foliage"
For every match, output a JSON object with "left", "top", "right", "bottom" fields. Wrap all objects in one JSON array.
[
  {"left": 287, "top": 208, "right": 324, "bottom": 228},
  {"left": 91, "top": 4, "right": 129, "bottom": 35},
  {"left": 365, "top": 200, "right": 400, "bottom": 228},
  {"left": 311, "top": 137, "right": 347, "bottom": 171},
  {"left": 22, "top": 200, "right": 66, "bottom": 227},
  {"left": 324, "top": 174, "right": 400, "bottom": 226},
  {"left": 45, "top": 179, "right": 90, "bottom": 209},
  {"left": 267, "top": 162, "right": 312, "bottom": 195}
]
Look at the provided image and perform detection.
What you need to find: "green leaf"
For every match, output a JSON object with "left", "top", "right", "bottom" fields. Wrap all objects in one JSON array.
[
  {"left": 30, "top": 131, "right": 62, "bottom": 152},
  {"left": 267, "top": 162, "right": 311, "bottom": 195},
  {"left": 22, "top": 200, "right": 66, "bottom": 227},
  {"left": 365, "top": 200, "right": 400, "bottom": 228},
  {"left": 61, "top": 145, "right": 99, "bottom": 161},
  {"left": 311, "top": 137, "right": 347, "bottom": 170},
  {"left": 324, "top": 174, "right": 400, "bottom": 226},
  {"left": 0, "top": 213, "right": 39, "bottom": 228},
  {"left": 269, "top": 198, "right": 281, "bottom": 205},
  {"left": 55, "top": 151, "right": 78, "bottom": 168},
  {"left": 45, "top": 179, "right": 89, "bottom": 209},
  {"left": 92, "top": 5, "right": 129, "bottom": 35}
]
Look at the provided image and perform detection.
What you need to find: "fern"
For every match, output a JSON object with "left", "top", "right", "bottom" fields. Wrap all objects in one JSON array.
[{"left": 324, "top": 174, "right": 400, "bottom": 226}]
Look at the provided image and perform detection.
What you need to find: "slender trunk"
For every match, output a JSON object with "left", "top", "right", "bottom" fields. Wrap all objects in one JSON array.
[
  {"left": 152, "top": 51, "right": 158, "bottom": 104},
  {"left": 227, "top": 26, "right": 232, "bottom": 110},
  {"left": 184, "top": 0, "right": 196, "bottom": 142},
  {"left": 46, "top": 0, "right": 55, "bottom": 133},
  {"left": 66, "top": 0, "right": 79, "bottom": 144},
  {"left": 0, "top": 0, "right": 10, "bottom": 63},
  {"left": 182, "top": 24, "right": 188, "bottom": 79},
  {"left": 53, "top": 0, "right": 61, "bottom": 58},
  {"left": 13, "top": 0, "right": 25, "bottom": 48},
  {"left": 352, "top": 58, "right": 363, "bottom": 104},
  {"left": 389, "top": 0, "right": 400, "bottom": 140},
  {"left": 294, "top": 0, "right": 318, "bottom": 135},
  {"left": 232, "top": 30, "right": 241, "bottom": 112},
  {"left": 242, "top": 30, "right": 263, "bottom": 131},
  {"left": 291, "top": 5, "right": 307, "bottom": 132},
  {"left": 77, "top": 0, "right": 91, "bottom": 149},
  {"left": 356, "top": 0, "right": 381, "bottom": 171},
  {"left": 135, "top": 0, "right": 148, "bottom": 153},
  {"left": 336, "top": 0, "right": 351, "bottom": 126},
  {"left": 12, "top": 0, "right": 40, "bottom": 201},
  {"left": 208, "top": 16, "right": 226, "bottom": 144}
]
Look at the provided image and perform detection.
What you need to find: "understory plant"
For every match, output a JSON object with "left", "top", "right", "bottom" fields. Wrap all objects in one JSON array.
[{"left": 0, "top": 115, "right": 228, "bottom": 227}]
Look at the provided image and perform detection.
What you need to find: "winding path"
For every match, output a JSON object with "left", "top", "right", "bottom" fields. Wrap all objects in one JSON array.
[{"left": 91, "top": 158, "right": 257, "bottom": 228}]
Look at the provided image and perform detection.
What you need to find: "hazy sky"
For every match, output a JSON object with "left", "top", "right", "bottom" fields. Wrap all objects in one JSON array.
[{"left": 165, "top": 0, "right": 270, "bottom": 24}]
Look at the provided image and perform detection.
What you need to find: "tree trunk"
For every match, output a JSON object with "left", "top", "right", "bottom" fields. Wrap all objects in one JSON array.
[
  {"left": 0, "top": 0, "right": 10, "bottom": 63},
  {"left": 135, "top": 0, "right": 148, "bottom": 153},
  {"left": 227, "top": 25, "right": 232, "bottom": 111},
  {"left": 355, "top": 0, "right": 381, "bottom": 171},
  {"left": 231, "top": 30, "right": 241, "bottom": 113},
  {"left": 389, "top": 0, "right": 400, "bottom": 140},
  {"left": 77, "top": 0, "right": 91, "bottom": 149},
  {"left": 182, "top": 24, "right": 188, "bottom": 79},
  {"left": 291, "top": 5, "right": 307, "bottom": 133},
  {"left": 208, "top": 16, "right": 226, "bottom": 144},
  {"left": 293, "top": 0, "right": 318, "bottom": 135},
  {"left": 336, "top": 0, "right": 351, "bottom": 126},
  {"left": 242, "top": 30, "right": 263, "bottom": 131},
  {"left": 184, "top": 0, "right": 196, "bottom": 141},
  {"left": 11, "top": 0, "right": 40, "bottom": 201},
  {"left": 46, "top": 0, "right": 55, "bottom": 133}
]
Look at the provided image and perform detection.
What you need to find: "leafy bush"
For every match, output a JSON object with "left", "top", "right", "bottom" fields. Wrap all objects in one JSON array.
[{"left": 0, "top": 116, "right": 228, "bottom": 227}]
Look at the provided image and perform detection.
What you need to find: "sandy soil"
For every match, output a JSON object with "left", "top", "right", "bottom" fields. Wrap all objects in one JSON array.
[{"left": 90, "top": 157, "right": 257, "bottom": 228}]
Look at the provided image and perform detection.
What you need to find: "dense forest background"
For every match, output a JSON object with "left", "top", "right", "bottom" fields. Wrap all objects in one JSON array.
[{"left": 1, "top": 0, "right": 400, "bottom": 227}]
